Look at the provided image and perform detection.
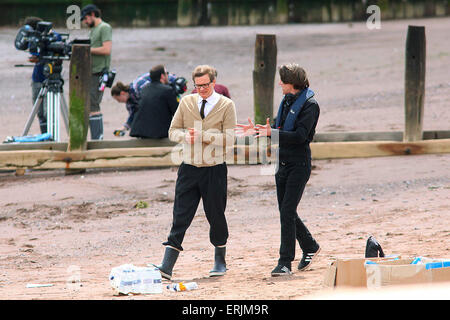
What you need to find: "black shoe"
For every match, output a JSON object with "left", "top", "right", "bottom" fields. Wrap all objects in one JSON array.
[
  {"left": 271, "top": 265, "right": 292, "bottom": 277},
  {"left": 298, "top": 245, "right": 321, "bottom": 271},
  {"left": 209, "top": 246, "right": 227, "bottom": 277}
]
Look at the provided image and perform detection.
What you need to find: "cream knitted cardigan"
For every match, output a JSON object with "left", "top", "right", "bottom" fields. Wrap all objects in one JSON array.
[{"left": 168, "top": 93, "right": 237, "bottom": 167}]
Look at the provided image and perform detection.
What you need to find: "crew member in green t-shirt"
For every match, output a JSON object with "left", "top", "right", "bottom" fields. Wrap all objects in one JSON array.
[{"left": 81, "top": 4, "right": 112, "bottom": 140}]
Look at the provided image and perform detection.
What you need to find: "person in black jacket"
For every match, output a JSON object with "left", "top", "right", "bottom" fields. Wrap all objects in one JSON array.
[
  {"left": 129, "top": 65, "right": 179, "bottom": 138},
  {"left": 236, "top": 63, "right": 321, "bottom": 276}
]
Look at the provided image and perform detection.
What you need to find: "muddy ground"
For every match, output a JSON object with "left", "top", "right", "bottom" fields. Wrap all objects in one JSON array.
[{"left": 0, "top": 17, "right": 449, "bottom": 300}]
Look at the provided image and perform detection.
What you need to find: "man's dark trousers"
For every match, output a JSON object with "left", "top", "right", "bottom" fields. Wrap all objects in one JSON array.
[
  {"left": 164, "top": 162, "right": 228, "bottom": 251},
  {"left": 275, "top": 160, "right": 317, "bottom": 268}
]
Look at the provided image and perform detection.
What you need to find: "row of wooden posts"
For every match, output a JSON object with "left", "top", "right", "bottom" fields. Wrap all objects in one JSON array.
[{"left": 0, "top": 25, "right": 449, "bottom": 173}]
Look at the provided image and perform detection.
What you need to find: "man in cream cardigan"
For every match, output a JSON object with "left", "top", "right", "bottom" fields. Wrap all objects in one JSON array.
[{"left": 155, "top": 65, "right": 237, "bottom": 279}]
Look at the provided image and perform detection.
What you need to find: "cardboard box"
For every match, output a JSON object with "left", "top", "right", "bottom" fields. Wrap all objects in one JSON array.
[
  {"left": 365, "top": 258, "right": 450, "bottom": 288},
  {"left": 323, "top": 257, "right": 399, "bottom": 288}
]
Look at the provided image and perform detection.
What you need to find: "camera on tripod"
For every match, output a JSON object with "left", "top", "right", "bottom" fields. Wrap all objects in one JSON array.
[{"left": 13, "top": 20, "right": 90, "bottom": 142}]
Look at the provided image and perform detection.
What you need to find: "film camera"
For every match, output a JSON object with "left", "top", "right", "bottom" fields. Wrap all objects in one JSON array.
[
  {"left": 15, "top": 21, "right": 89, "bottom": 78},
  {"left": 15, "top": 21, "right": 89, "bottom": 61},
  {"left": 15, "top": 21, "right": 115, "bottom": 91}
]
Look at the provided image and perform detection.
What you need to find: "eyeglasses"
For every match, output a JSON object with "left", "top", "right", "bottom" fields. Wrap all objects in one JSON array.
[{"left": 194, "top": 82, "right": 211, "bottom": 89}]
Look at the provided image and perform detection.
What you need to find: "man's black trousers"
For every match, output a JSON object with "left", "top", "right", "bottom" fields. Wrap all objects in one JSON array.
[
  {"left": 164, "top": 162, "right": 228, "bottom": 251},
  {"left": 275, "top": 160, "right": 317, "bottom": 268}
]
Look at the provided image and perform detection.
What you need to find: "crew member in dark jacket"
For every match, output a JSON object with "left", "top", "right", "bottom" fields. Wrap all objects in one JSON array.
[
  {"left": 236, "top": 63, "right": 321, "bottom": 276},
  {"left": 129, "top": 65, "right": 178, "bottom": 138}
]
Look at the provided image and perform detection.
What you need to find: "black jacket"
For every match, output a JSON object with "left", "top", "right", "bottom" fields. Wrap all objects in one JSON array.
[
  {"left": 130, "top": 82, "right": 178, "bottom": 138},
  {"left": 272, "top": 97, "right": 320, "bottom": 163}
]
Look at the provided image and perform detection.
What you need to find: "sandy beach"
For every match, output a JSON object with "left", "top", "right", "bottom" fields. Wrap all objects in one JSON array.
[{"left": 0, "top": 17, "right": 449, "bottom": 300}]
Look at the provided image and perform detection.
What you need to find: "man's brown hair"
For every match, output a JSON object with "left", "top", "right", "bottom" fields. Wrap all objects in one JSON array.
[
  {"left": 111, "top": 82, "right": 130, "bottom": 96},
  {"left": 192, "top": 65, "right": 216, "bottom": 82},
  {"left": 279, "top": 63, "right": 309, "bottom": 90}
]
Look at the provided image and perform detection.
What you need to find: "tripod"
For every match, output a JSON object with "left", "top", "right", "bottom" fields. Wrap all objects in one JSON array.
[{"left": 22, "top": 63, "right": 69, "bottom": 142}]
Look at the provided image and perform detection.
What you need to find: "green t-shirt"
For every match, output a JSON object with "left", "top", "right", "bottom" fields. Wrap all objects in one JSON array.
[{"left": 89, "top": 21, "right": 112, "bottom": 74}]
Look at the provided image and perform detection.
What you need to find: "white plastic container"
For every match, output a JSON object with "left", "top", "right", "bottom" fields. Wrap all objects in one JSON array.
[{"left": 109, "top": 264, "right": 162, "bottom": 294}]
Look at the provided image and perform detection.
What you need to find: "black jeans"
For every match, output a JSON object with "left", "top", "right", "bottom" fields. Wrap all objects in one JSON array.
[
  {"left": 275, "top": 160, "right": 317, "bottom": 268},
  {"left": 164, "top": 163, "right": 228, "bottom": 251}
]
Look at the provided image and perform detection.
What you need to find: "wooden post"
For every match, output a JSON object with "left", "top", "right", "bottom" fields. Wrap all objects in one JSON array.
[
  {"left": 253, "top": 34, "right": 277, "bottom": 125},
  {"left": 68, "top": 44, "right": 91, "bottom": 151},
  {"left": 404, "top": 26, "right": 426, "bottom": 142}
]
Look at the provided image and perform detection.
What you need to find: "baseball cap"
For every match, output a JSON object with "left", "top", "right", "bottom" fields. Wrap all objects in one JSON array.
[{"left": 80, "top": 4, "right": 99, "bottom": 21}]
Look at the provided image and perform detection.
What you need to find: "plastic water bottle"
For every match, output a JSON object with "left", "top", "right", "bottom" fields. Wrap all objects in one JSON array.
[
  {"left": 139, "top": 267, "right": 162, "bottom": 294},
  {"left": 130, "top": 269, "right": 141, "bottom": 293},
  {"left": 117, "top": 269, "right": 133, "bottom": 294},
  {"left": 167, "top": 282, "right": 198, "bottom": 292},
  {"left": 109, "top": 264, "right": 162, "bottom": 295}
]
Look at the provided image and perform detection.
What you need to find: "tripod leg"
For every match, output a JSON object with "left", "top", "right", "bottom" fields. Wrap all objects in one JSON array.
[
  {"left": 47, "top": 91, "right": 54, "bottom": 140},
  {"left": 22, "top": 86, "right": 47, "bottom": 136},
  {"left": 55, "top": 92, "right": 61, "bottom": 141}
]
